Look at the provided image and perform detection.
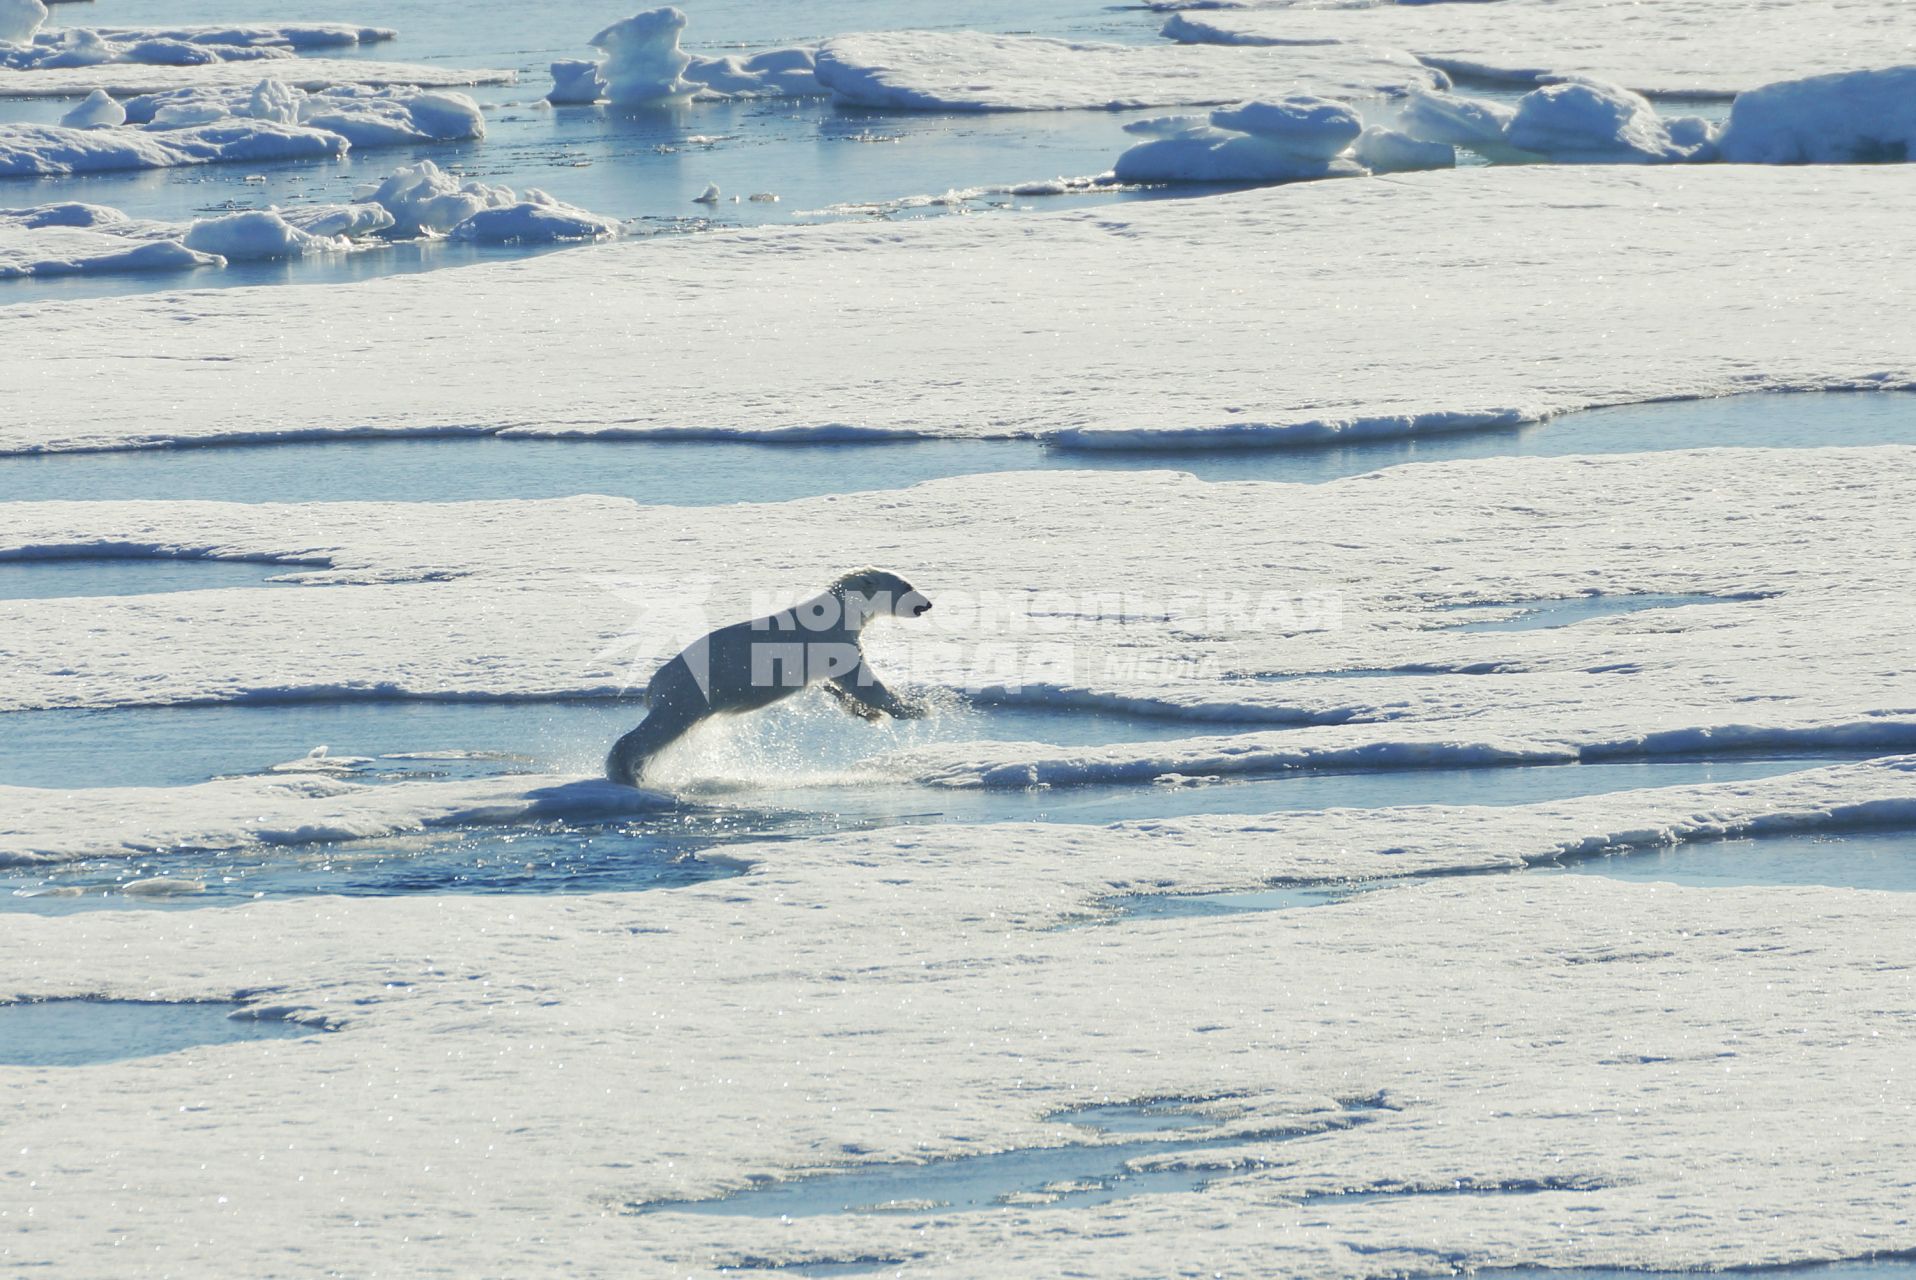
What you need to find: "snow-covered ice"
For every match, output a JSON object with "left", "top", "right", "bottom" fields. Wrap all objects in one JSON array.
[
  {"left": 0, "top": 81, "right": 487, "bottom": 177},
  {"left": 56, "top": 86, "right": 121, "bottom": 128},
  {"left": 1504, "top": 78, "right": 1715, "bottom": 163},
  {"left": 0, "top": 221, "right": 219, "bottom": 279},
  {"left": 1350, "top": 122, "right": 1452, "bottom": 170},
  {"left": 1, "top": 22, "right": 394, "bottom": 71},
  {"left": 358, "top": 160, "right": 620, "bottom": 241},
  {"left": 180, "top": 210, "right": 349, "bottom": 262},
  {"left": 0, "top": 118, "right": 347, "bottom": 177},
  {"left": 1161, "top": 0, "right": 1916, "bottom": 97},
  {"left": 126, "top": 82, "right": 487, "bottom": 146},
  {"left": 0, "top": 451, "right": 1911, "bottom": 781},
  {"left": 447, "top": 191, "right": 622, "bottom": 244},
  {"left": 1717, "top": 66, "right": 1916, "bottom": 164},
  {"left": 588, "top": 6, "right": 692, "bottom": 105},
  {"left": 4, "top": 168, "right": 1912, "bottom": 452},
  {"left": 6, "top": 759, "right": 1916, "bottom": 1274},
  {"left": 1114, "top": 95, "right": 1370, "bottom": 181},
  {"left": 0, "top": 0, "right": 44, "bottom": 45},
  {"left": 813, "top": 29, "right": 1444, "bottom": 111},
  {"left": 546, "top": 8, "right": 824, "bottom": 105},
  {"left": 0, "top": 56, "right": 513, "bottom": 99}
]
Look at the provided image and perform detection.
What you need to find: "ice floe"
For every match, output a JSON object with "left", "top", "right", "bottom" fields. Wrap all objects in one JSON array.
[
  {"left": 813, "top": 29, "right": 1444, "bottom": 111},
  {"left": 1, "top": 22, "right": 393, "bottom": 71},
  {"left": 0, "top": 118, "right": 346, "bottom": 177},
  {"left": 446, "top": 192, "right": 622, "bottom": 244},
  {"left": 1162, "top": 0, "right": 1916, "bottom": 97},
  {"left": 1503, "top": 78, "right": 1716, "bottom": 163},
  {"left": 0, "top": 56, "right": 513, "bottom": 99},
  {"left": 0, "top": 452, "right": 1911, "bottom": 795},
  {"left": 1114, "top": 95, "right": 1370, "bottom": 181},
  {"left": 126, "top": 81, "right": 487, "bottom": 146},
  {"left": 1, "top": 197, "right": 393, "bottom": 280},
  {"left": 359, "top": 160, "right": 620, "bottom": 242},
  {"left": 1717, "top": 65, "right": 1916, "bottom": 163},
  {"left": 0, "top": 81, "right": 486, "bottom": 177},
  {"left": 3, "top": 167, "right": 1910, "bottom": 452},
  {"left": 6, "top": 759, "right": 1916, "bottom": 1273}
]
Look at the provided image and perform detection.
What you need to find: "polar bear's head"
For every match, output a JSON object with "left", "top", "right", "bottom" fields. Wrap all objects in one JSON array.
[{"left": 830, "top": 567, "right": 932, "bottom": 626}]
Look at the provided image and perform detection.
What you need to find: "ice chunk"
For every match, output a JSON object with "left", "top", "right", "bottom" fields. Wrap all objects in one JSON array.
[
  {"left": 1114, "top": 125, "right": 1367, "bottom": 182},
  {"left": 181, "top": 209, "right": 349, "bottom": 260},
  {"left": 547, "top": 57, "right": 604, "bottom": 104},
  {"left": 1, "top": 224, "right": 220, "bottom": 279},
  {"left": 1717, "top": 66, "right": 1916, "bottom": 164},
  {"left": 0, "top": 0, "right": 46, "bottom": 46},
  {"left": 1506, "top": 78, "right": 1707, "bottom": 163},
  {"left": 1115, "top": 95, "right": 1369, "bottom": 182},
  {"left": 0, "top": 119, "right": 347, "bottom": 177},
  {"left": 1351, "top": 124, "right": 1453, "bottom": 172},
  {"left": 0, "top": 201, "right": 127, "bottom": 229},
  {"left": 1210, "top": 96, "right": 1363, "bottom": 157},
  {"left": 281, "top": 202, "right": 395, "bottom": 239},
  {"left": 299, "top": 88, "right": 486, "bottom": 146},
  {"left": 1393, "top": 88, "right": 1514, "bottom": 150},
  {"left": 693, "top": 183, "right": 719, "bottom": 203},
  {"left": 588, "top": 6, "right": 692, "bottom": 106},
  {"left": 247, "top": 76, "right": 301, "bottom": 124},
  {"left": 59, "top": 88, "right": 124, "bottom": 129},
  {"left": 448, "top": 191, "right": 622, "bottom": 244},
  {"left": 1123, "top": 113, "right": 1212, "bottom": 137},
  {"left": 359, "top": 159, "right": 515, "bottom": 236},
  {"left": 684, "top": 46, "right": 822, "bottom": 98},
  {"left": 813, "top": 29, "right": 1442, "bottom": 112}
]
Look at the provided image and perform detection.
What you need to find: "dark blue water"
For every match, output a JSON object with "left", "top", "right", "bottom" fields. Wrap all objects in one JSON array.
[
  {"left": 0, "top": 998, "right": 320, "bottom": 1065},
  {"left": 1, "top": 392, "right": 1910, "bottom": 503},
  {"left": 0, "top": 557, "right": 297, "bottom": 599}
]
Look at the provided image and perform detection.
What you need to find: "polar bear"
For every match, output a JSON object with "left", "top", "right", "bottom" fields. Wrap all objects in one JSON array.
[{"left": 605, "top": 568, "right": 934, "bottom": 785}]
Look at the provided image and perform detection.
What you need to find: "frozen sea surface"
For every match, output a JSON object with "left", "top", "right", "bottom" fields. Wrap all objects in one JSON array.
[
  {"left": 0, "top": 997, "right": 319, "bottom": 1065},
  {"left": 2, "top": 391, "right": 1910, "bottom": 503}
]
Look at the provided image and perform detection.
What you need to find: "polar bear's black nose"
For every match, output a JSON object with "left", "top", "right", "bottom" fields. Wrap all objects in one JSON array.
[{"left": 913, "top": 601, "right": 932, "bottom": 616}]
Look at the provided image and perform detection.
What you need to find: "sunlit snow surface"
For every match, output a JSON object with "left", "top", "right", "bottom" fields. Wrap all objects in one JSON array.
[{"left": 8, "top": 0, "right": 1916, "bottom": 1275}]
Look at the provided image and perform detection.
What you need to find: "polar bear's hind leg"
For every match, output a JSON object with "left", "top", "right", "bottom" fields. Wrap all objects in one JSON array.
[{"left": 604, "top": 701, "right": 701, "bottom": 786}]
